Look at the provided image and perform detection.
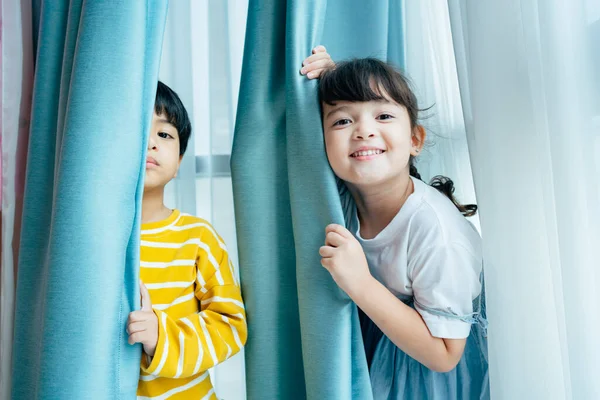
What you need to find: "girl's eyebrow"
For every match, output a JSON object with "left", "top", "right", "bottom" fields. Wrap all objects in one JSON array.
[{"left": 325, "top": 105, "right": 351, "bottom": 119}]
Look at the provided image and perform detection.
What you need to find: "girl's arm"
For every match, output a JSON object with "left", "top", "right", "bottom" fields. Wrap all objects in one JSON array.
[
  {"left": 353, "top": 276, "right": 466, "bottom": 372},
  {"left": 320, "top": 224, "right": 473, "bottom": 373}
]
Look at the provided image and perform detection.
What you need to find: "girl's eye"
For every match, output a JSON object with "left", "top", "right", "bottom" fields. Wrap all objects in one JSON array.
[
  {"left": 333, "top": 118, "right": 352, "bottom": 127},
  {"left": 378, "top": 114, "right": 394, "bottom": 121},
  {"left": 158, "top": 132, "right": 173, "bottom": 139}
]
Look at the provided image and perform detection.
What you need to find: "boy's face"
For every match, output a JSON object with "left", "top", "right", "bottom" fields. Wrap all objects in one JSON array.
[{"left": 144, "top": 112, "right": 182, "bottom": 191}]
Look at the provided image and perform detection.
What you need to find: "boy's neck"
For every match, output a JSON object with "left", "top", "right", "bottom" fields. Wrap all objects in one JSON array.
[
  {"left": 348, "top": 173, "right": 413, "bottom": 240},
  {"left": 142, "top": 187, "right": 173, "bottom": 224}
]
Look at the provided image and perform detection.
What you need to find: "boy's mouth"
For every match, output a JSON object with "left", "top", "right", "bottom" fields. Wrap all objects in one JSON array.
[{"left": 146, "top": 156, "right": 159, "bottom": 167}]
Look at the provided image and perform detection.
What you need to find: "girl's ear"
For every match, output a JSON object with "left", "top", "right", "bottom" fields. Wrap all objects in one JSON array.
[{"left": 411, "top": 125, "right": 426, "bottom": 156}]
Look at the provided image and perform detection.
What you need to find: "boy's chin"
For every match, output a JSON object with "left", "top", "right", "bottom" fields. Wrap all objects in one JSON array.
[{"left": 143, "top": 181, "right": 166, "bottom": 192}]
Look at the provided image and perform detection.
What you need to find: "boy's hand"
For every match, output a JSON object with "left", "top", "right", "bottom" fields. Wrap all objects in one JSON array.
[
  {"left": 300, "top": 45, "right": 335, "bottom": 79},
  {"left": 127, "top": 281, "right": 158, "bottom": 357},
  {"left": 319, "top": 224, "right": 372, "bottom": 298}
]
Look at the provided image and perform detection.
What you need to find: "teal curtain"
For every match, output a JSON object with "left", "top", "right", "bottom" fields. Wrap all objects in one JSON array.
[
  {"left": 11, "top": 2, "right": 167, "bottom": 398},
  {"left": 232, "top": 0, "right": 405, "bottom": 398}
]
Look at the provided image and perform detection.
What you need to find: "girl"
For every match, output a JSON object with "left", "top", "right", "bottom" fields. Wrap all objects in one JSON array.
[{"left": 304, "top": 57, "right": 489, "bottom": 399}]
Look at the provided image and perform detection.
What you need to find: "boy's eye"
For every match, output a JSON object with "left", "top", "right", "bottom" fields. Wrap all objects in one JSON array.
[
  {"left": 158, "top": 132, "right": 174, "bottom": 139},
  {"left": 333, "top": 118, "right": 352, "bottom": 127},
  {"left": 378, "top": 114, "right": 394, "bottom": 120}
]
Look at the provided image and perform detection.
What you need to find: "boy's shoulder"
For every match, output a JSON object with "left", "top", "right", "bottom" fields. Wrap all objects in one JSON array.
[
  {"left": 174, "top": 212, "right": 225, "bottom": 244},
  {"left": 176, "top": 212, "right": 211, "bottom": 227}
]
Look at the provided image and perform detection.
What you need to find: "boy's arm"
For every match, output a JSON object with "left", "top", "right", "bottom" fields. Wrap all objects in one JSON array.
[{"left": 142, "top": 230, "right": 247, "bottom": 379}]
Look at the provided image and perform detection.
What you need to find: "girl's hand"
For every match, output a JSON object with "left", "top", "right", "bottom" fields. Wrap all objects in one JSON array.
[
  {"left": 300, "top": 45, "right": 335, "bottom": 79},
  {"left": 319, "top": 224, "right": 371, "bottom": 297},
  {"left": 127, "top": 281, "right": 158, "bottom": 357}
]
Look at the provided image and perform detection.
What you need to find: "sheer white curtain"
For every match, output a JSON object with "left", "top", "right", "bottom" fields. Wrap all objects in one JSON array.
[
  {"left": 449, "top": 1, "right": 600, "bottom": 398},
  {"left": 159, "top": 1, "right": 248, "bottom": 399},
  {"left": 403, "top": 1, "right": 479, "bottom": 230}
]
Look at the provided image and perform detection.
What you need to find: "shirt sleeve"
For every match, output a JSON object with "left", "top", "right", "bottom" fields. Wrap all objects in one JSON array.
[
  {"left": 410, "top": 242, "right": 482, "bottom": 339},
  {"left": 142, "top": 227, "right": 247, "bottom": 378}
]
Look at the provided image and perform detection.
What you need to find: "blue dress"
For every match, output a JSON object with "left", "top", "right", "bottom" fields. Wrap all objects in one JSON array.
[{"left": 359, "top": 286, "right": 489, "bottom": 400}]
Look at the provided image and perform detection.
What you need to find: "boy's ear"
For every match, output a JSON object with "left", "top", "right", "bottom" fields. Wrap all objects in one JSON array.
[{"left": 173, "top": 155, "right": 183, "bottom": 178}]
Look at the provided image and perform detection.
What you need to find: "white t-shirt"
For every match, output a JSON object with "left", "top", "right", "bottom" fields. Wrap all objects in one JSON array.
[{"left": 349, "top": 176, "right": 483, "bottom": 339}]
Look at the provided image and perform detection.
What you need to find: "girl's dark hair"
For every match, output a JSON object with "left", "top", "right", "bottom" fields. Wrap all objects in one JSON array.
[
  {"left": 155, "top": 81, "right": 192, "bottom": 156},
  {"left": 318, "top": 58, "right": 477, "bottom": 217}
]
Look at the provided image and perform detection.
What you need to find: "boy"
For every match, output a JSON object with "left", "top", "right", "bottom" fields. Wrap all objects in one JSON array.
[{"left": 127, "top": 81, "right": 247, "bottom": 399}]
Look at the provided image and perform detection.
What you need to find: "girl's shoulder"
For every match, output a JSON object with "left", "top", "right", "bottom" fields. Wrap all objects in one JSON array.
[{"left": 408, "top": 180, "right": 481, "bottom": 254}]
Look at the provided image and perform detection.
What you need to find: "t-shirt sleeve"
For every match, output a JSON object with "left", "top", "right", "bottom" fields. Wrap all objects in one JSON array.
[{"left": 410, "top": 242, "right": 482, "bottom": 339}]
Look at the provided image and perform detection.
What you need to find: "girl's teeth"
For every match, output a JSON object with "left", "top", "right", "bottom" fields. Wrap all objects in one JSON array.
[{"left": 354, "top": 150, "right": 382, "bottom": 157}]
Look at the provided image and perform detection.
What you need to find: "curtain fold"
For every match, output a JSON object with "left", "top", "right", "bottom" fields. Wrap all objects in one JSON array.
[
  {"left": 11, "top": 2, "right": 168, "bottom": 398},
  {"left": 1, "top": 1, "right": 34, "bottom": 399},
  {"left": 232, "top": 1, "right": 406, "bottom": 398}
]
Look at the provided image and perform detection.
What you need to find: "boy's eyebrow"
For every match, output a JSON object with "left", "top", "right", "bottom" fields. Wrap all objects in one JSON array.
[{"left": 156, "top": 118, "right": 178, "bottom": 132}]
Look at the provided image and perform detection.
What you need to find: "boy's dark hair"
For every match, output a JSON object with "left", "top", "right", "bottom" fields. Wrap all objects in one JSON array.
[
  {"left": 155, "top": 81, "right": 192, "bottom": 156},
  {"left": 318, "top": 58, "right": 477, "bottom": 217}
]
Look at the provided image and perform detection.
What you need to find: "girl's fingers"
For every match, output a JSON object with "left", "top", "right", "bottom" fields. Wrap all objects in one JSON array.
[
  {"left": 319, "top": 246, "right": 335, "bottom": 258},
  {"left": 320, "top": 257, "right": 332, "bottom": 270},
  {"left": 303, "top": 59, "right": 334, "bottom": 73},
  {"left": 325, "top": 231, "right": 345, "bottom": 247},
  {"left": 313, "top": 45, "right": 327, "bottom": 54},
  {"left": 325, "top": 223, "right": 352, "bottom": 239},
  {"left": 303, "top": 52, "right": 331, "bottom": 66}
]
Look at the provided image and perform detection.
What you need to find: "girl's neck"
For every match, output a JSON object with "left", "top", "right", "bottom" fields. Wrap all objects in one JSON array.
[
  {"left": 142, "top": 187, "right": 172, "bottom": 224},
  {"left": 348, "top": 173, "right": 414, "bottom": 240}
]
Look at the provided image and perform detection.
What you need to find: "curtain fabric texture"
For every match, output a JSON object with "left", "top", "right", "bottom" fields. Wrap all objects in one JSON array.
[
  {"left": 232, "top": 1, "right": 406, "bottom": 398},
  {"left": 1, "top": 1, "right": 34, "bottom": 399},
  {"left": 11, "top": 2, "right": 168, "bottom": 398}
]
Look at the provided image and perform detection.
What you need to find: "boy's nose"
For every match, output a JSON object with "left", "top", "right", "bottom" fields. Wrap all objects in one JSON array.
[{"left": 147, "top": 137, "right": 158, "bottom": 150}]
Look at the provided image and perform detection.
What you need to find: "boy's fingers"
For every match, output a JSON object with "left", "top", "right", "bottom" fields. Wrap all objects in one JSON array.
[
  {"left": 128, "top": 332, "right": 145, "bottom": 345},
  {"left": 140, "top": 280, "right": 152, "bottom": 312},
  {"left": 127, "top": 321, "right": 148, "bottom": 335},
  {"left": 128, "top": 311, "right": 146, "bottom": 323}
]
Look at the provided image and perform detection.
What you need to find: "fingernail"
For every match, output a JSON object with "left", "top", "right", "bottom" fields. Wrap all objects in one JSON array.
[
  {"left": 307, "top": 72, "right": 315, "bottom": 79},
  {"left": 301, "top": 67, "right": 307, "bottom": 74}
]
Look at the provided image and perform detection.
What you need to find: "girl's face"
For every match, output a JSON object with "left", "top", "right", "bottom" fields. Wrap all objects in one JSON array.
[{"left": 322, "top": 95, "right": 424, "bottom": 190}]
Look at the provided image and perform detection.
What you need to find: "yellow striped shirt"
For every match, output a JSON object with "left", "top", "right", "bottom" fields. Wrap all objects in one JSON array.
[{"left": 137, "top": 210, "right": 247, "bottom": 399}]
